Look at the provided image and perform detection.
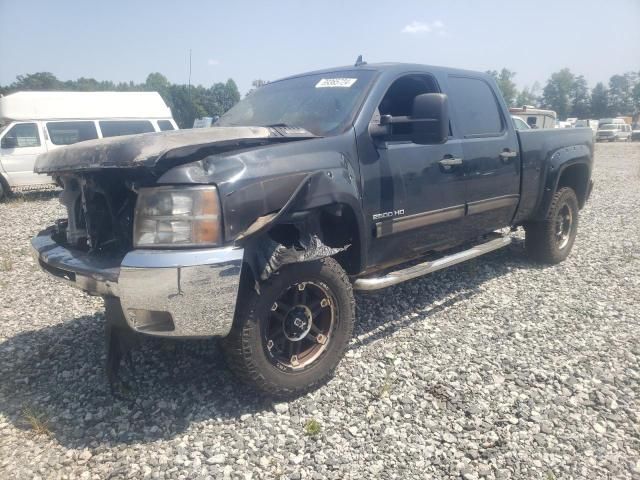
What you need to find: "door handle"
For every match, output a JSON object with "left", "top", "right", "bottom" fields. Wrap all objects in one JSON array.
[
  {"left": 499, "top": 150, "right": 518, "bottom": 162},
  {"left": 438, "top": 156, "right": 463, "bottom": 171}
]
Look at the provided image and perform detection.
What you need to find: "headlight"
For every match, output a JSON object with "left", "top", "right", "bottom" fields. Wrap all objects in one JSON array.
[{"left": 133, "top": 186, "right": 221, "bottom": 248}]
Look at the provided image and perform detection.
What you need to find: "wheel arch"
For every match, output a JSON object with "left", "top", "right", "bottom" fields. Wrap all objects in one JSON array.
[
  {"left": 532, "top": 146, "right": 592, "bottom": 220},
  {"left": 236, "top": 170, "right": 367, "bottom": 280},
  {"left": 556, "top": 162, "right": 591, "bottom": 209}
]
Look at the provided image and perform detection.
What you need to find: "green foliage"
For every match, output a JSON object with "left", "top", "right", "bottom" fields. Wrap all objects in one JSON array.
[
  {"left": 608, "top": 73, "right": 636, "bottom": 116},
  {"left": 1, "top": 71, "right": 241, "bottom": 129},
  {"left": 246, "top": 79, "right": 269, "bottom": 98},
  {"left": 304, "top": 418, "right": 322, "bottom": 436},
  {"left": 571, "top": 75, "right": 591, "bottom": 119},
  {"left": 515, "top": 82, "right": 541, "bottom": 107},
  {"left": 13, "top": 72, "right": 61, "bottom": 90},
  {"left": 590, "top": 82, "right": 609, "bottom": 119},
  {"left": 633, "top": 81, "right": 640, "bottom": 113},
  {"left": 542, "top": 68, "right": 576, "bottom": 119},
  {"left": 487, "top": 69, "right": 518, "bottom": 106}
]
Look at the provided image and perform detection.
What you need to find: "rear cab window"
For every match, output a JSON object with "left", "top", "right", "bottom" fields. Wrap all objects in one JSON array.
[
  {"left": 47, "top": 121, "right": 98, "bottom": 145},
  {"left": 447, "top": 76, "right": 504, "bottom": 137},
  {"left": 157, "top": 120, "right": 175, "bottom": 131},
  {"left": 1, "top": 123, "right": 41, "bottom": 148},
  {"left": 98, "top": 120, "right": 155, "bottom": 138}
]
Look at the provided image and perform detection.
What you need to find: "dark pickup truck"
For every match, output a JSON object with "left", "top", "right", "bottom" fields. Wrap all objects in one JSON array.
[{"left": 32, "top": 63, "right": 594, "bottom": 396}]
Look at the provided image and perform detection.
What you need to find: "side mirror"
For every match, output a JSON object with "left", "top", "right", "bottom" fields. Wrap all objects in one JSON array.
[
  {"left": 1, "top": 136, "right": 17, "bottom": 149},
  {"left": 411, "top": 93, "right": 449, "bottom": 145}
]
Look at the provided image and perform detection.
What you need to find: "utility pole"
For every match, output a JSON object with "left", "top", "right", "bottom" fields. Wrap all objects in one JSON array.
[{"left": 188, "top": 48, "right": 192, "bottom": 101}]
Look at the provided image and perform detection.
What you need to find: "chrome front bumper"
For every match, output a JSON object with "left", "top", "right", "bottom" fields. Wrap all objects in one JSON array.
[{"left": 31, "top": 228, "right": 243, "bottom": 338}]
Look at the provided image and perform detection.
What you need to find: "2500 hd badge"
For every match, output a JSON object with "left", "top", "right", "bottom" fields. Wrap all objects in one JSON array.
[{"left": 372, "top": 209, "right": 405, "bottom": 220}]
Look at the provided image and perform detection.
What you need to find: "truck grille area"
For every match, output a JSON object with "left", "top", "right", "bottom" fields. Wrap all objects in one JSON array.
[{"left": 57, "top": 174, "right": 138, "bottom": 253}]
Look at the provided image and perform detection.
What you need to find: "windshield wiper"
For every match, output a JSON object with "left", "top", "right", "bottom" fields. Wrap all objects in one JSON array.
[{"left": 262, "top": 123, "right": 291, "bottom": 128}]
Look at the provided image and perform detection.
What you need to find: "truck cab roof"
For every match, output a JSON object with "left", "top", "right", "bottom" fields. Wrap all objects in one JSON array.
[{"left": 274, "top": 62, "right": 494, "bottom": 84}]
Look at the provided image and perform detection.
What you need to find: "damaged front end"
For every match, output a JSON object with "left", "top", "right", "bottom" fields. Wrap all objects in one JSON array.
[
  {"left": 31, "top": 125, "right": 358, "bottom": 394},
  {"left": 55, "top": 172, "right": 139, "bottom": 254}
]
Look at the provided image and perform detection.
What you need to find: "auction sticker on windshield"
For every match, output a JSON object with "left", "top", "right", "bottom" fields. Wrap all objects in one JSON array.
[{"left": 315, "top": 78, "right": 357, "bottom": 88}]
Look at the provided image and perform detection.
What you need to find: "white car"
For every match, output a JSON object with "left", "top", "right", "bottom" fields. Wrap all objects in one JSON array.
[{"left": 596, "top": 123, "right": 632, "bottom": 142}]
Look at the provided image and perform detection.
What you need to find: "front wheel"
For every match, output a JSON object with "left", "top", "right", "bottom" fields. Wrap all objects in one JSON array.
[
  {"left": 223, "top": 257, "right": 355, "bottom": 397},
  {"left": 524, "top": 187, "right": 579, "bottom": 264}
]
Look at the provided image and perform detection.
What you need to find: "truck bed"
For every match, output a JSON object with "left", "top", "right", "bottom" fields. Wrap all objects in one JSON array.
[{"left": 514, "top": 127, "right": 594, "bottom": 223}]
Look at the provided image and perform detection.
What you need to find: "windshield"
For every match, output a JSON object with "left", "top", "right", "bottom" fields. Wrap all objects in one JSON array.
[
  {"left": 216, "top": 70, "right": 376, "bottom": 136},
  {"left": 599, "top": 124, "right": 617, "bottom": 130}
]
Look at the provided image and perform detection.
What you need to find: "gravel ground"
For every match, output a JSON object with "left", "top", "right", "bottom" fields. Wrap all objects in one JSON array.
[{"left": 1, "top": 142, "right": 639, "bottom": 480}]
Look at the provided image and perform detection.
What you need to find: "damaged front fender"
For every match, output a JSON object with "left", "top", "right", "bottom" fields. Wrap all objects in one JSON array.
[{"left": 246, "top": 232, "right": 349, "bottom": 283}]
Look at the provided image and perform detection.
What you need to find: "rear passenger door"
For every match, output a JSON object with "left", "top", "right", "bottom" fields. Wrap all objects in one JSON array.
[{"left": 447, "top": 75, "right": 520, "bottom": 238}]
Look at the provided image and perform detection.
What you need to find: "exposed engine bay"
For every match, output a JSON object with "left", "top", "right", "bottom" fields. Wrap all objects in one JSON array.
[{"left": 54, "top": 172, "right": 146, "bottom": 253}]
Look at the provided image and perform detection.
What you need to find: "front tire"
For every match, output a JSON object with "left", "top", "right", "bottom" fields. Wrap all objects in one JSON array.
[
  {"left": 0, "top": 179, "right": 7, "bottom": 201},
  {"left": 223, "top": 257, "right": 355, "bottom": 397},
  {"left": 525, "top": 187, "right": 579, "bottom": 264}
]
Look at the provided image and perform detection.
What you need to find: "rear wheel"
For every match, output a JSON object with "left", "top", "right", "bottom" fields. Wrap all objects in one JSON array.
[
  {"left": 525, "top": 187, "right": 579, "bottom": 264},
  {"left": 223, "top": 257, "right": 355, "bottom": 397}
]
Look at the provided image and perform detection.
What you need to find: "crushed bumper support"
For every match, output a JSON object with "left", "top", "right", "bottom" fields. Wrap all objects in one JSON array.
[{"left": 31, "top": 229, "right": 243, "bottom": 338}]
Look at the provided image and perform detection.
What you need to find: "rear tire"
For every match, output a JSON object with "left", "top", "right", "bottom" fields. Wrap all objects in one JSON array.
[
  {"left": 525, "top": 187, "right": 579, "bottom": 264},
  {"left": 223, "top": 257, "right": 355, "bottom": 398}
]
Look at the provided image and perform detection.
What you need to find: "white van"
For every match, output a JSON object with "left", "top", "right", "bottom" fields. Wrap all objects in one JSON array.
[
  {"left": 509, "top": 106, "right": 557, "bottom": 129},
  {"left": 0, "top": 91, "right": 178, "bottom": 198}
]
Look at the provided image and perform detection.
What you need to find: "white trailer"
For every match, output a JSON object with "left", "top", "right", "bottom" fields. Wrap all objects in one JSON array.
[{"left": 0, "top": 91, "right": 178, "bottom": 197}]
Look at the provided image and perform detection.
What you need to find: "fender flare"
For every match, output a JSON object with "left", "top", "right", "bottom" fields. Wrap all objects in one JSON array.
[{"left": 533, "top": 145, "right": 591, "bottom": 220}]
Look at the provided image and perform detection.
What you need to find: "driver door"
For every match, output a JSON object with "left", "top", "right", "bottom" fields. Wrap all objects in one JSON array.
[{"left": 360, "top": 74, "right": 468, "bottom": 267}]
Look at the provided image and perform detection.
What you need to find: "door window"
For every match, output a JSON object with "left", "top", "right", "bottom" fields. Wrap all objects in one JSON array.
[
  {"left": 448, "top": 76, "right": 504, "bottom": 137},
  {"left": 98, "top": 120, "right": 155, "bottom": 138},
  {"left": 1, "top": 123, "right": 41, "bottom": 148},
  {"left": 374, "top": 74, "right": 440, "bottom": 140},
  {"left": 47, "top": 121, "right": 98, "bottom": 145}
]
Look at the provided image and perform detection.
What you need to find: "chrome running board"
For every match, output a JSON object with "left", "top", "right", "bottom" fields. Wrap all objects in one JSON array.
[{"left": 353, "top": 235, "right": 511, "bottom": 291}]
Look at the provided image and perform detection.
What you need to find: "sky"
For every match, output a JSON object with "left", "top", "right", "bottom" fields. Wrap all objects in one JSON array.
[{"left": 1, "top": 0, "right": 639, "bottom": 95}]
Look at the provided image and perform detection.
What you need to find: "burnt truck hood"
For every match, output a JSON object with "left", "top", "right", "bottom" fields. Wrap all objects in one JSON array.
[{"left": 34, "top": 126, "right": 317, "bottom": 174}]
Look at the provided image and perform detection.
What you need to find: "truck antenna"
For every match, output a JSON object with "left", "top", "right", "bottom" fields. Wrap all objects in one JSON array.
[{"left": 355, "top": 55, "right": 366, "bottom": 67}]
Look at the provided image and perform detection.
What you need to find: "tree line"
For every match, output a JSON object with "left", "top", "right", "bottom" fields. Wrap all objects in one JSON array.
[
  {"left": 488, "top": 68, "right": 640, "bottom": 120},
  {"left": 0, "top": 72, "right": 240, "bottom": 129},
  {"left": 2, "top": 68, "right": 639, "bottom": 125}
]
